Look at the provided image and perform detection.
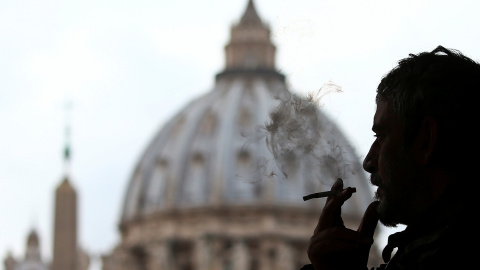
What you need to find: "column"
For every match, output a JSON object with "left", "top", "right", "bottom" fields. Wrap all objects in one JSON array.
[
  {"left": 195, "top": 235, "right": 212, "bottom": 270},
  {"left": 275, "top": 241, "right": 294, "bottom": 270},
  {"left": 232, "top": 239, "right": 250, "bottom": 270}
]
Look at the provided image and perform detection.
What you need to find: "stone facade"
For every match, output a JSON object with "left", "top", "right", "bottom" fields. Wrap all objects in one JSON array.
[
  {"left": 103, "top": 205, "right": 318, "bottom": 270},
  {"left": 103, "top": 205, "right": 381, "bottom": 270}
]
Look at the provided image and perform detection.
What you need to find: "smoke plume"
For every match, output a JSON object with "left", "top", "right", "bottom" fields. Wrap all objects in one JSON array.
[{"left": 241, "top": 82, "right": 360, "bottom": 186}]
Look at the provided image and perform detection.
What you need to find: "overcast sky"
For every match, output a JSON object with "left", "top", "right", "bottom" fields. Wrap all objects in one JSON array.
[{"left": 2, "top": 0, "right": 480, "bottom": 269}]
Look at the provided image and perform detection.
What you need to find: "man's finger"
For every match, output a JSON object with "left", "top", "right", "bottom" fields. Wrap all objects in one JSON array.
[
  {"left": 313, "top": 178, "right": 344, "bottom": 233},
  {"left": 326, "top": 178, "right": 344, "bottom": 204},
  {"left": 315, "top": 187, "right": 355, "bottom": 233},
  {"left": 357, "top": 201, "right": 380, "bottom": 238}
]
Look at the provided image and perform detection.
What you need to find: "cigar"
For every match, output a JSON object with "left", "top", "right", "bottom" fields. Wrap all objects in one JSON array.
[{"left": 303, "top": 188, "right": 356, "bottom": 201}]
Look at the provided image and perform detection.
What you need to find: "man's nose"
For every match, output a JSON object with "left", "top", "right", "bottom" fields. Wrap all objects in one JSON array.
[{"left": 363, "top": 148, "right": 377, "bottom": 173}]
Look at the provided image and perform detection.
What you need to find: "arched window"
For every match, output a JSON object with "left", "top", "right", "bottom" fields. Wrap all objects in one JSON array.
[
  {"left": 231, "top": 150, "right": 257, "bottom": 202},
  {"left": 181, "top": 153, "right": 207, "bottom": 205},
  {"left": 199, "top": 111, "right": 217, "bottom": 135},
  {"left": 145, "top": 159, "right": 168, "bottom": 212}
]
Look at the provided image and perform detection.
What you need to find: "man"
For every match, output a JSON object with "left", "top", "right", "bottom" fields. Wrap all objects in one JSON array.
[{"left": 304, "top": 46, "right": 480, "bottom": 270}]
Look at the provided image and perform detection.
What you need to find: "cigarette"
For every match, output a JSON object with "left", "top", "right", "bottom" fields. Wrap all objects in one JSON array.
[{"left": 303, "top": 188, "right": 356, "bottom": 201}]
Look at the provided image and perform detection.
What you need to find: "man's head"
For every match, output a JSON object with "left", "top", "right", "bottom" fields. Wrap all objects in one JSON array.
[
  {"left": 363, "top": 46, "right": 480, "bottom": 227},
  {"left": 376, "top": 46, "right": 480, "bottom": 168}
]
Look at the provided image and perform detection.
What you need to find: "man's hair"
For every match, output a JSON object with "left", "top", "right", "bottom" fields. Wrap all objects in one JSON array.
[{"left": 376, "top": 45, "right": 480, "bottom": 169}]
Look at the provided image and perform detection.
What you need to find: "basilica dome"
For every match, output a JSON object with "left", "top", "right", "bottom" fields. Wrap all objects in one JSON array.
[
  {"left": 121, "top": 70, "right": 373, "bottom": 221},
  {"left": 104, "top": 1, "right": 380, "bottom": 269},
  {"left": 120, "top": 2, "right": 372, "bottom": 224}
]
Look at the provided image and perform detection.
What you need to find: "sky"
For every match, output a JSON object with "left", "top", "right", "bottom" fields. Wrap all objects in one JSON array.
[{"left": 1, "top": 0, "right": 480, "bottom": 269}]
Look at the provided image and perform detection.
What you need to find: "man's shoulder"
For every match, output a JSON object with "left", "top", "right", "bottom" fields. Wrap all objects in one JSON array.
[{"left": 387, "top": 218, "right": 474, "bottom": 269}]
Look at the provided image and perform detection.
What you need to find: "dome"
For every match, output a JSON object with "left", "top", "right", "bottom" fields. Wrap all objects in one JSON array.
[
  {"left": 121, "top": 69, "right": 372, "bottom": 220},
  {"left": 119, "top": 1, "right": 372, "bottom": 224},
  {"left": 105, "top": 2, "right": 381, "bottom": 269}
]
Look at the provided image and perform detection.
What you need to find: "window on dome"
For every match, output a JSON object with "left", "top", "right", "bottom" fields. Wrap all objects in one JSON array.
[
  {"left": 199, "top": 112, "right": 217, "bottom": 135},
  {"left": 231, "top": 150, "right": 258, "bottom": 202},
  {"left": 180, "top": 153, "right": 207, "bottom": 205},
  {"left": 144, "top": 159, "right": 168, "bottom": 212},
  {"left": 238, "top": 107, "right": 252, "bottom": 128}
]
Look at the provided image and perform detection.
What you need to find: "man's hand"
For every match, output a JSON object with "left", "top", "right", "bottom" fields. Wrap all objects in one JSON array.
[{"left": 307, "top": 178, "right": 379, "bottom": 270}]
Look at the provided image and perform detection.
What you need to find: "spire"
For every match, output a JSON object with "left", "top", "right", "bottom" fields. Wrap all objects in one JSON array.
[
  {"left": 240, "top": 0, "right": 262, "bottom": 25},
  {"left": 52, "top": 99, "right": 78, "bottom": 270},
  {"left": 63, "top": 101, "right": 73, "bottom": 179}
]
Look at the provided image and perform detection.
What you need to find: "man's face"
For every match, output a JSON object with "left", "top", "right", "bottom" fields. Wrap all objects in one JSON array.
[{"left": 363, "top": 98, "right": 422, "bottom": 227}]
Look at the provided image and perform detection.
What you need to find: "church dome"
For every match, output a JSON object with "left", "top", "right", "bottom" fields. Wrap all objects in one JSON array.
[
  {"left": 119, "top": 0, "right": 372, "bottom": 225},
  {"left": 104, "top": 2, "right": 382, "bottom": 269}
]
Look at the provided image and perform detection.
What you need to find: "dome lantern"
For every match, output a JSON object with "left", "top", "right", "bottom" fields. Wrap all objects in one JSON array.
[{"left": 223, "top": 0, "right": 277, "bottom": 72}]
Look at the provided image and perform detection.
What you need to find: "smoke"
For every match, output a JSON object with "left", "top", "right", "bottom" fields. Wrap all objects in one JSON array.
[{"left": 241, "top": 81, "right": 360, "bottom": 186}]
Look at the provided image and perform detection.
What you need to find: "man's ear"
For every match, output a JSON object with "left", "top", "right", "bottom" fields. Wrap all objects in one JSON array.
[{"left": 416, "top": 116, "right": 439, "bottom": 165}]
